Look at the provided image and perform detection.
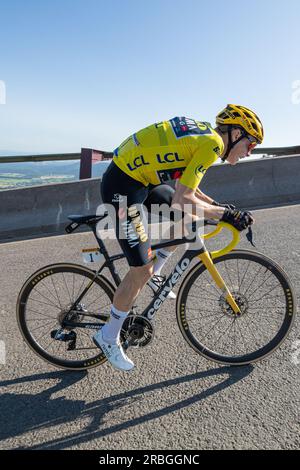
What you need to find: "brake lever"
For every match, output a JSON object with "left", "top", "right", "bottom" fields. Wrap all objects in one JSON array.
[{"left": 246, "top": 226, "right": 256, "bottom": 247}]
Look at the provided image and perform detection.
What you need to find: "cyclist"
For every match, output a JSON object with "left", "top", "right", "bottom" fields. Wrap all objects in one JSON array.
[{"left": 94, "top": 104, "right": 264, "bottom": 371}]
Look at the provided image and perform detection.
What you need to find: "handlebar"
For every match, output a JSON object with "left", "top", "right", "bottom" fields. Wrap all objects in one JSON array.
[{"left": 203, "top": 222, "right": 241, "bottom": 259}]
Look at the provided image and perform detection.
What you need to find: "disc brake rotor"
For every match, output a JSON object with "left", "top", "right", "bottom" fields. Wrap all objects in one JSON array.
[
  {"left": 58, "top": 303, "right": 87, "bottom": 329},
  {"left": 219, "top": 291, "right": 249, "bottom": 318}
]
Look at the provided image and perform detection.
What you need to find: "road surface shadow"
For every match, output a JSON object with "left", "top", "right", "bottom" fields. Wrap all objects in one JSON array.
[{"left": 0, "top": 365, "right": 253, "bottom": 449}]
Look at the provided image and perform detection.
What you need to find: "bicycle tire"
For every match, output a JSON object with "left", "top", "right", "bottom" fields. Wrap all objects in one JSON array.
[
  {"left": 176, "top": 250, "right": 295, "bottom": 365},
  {"left": 17, "top": 263, "right": 115, "bottom": 370}
]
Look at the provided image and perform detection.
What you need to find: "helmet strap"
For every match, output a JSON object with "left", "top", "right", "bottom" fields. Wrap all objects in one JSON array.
[{"left": 221, "top": 126, "right": 246, "bottom": 162}]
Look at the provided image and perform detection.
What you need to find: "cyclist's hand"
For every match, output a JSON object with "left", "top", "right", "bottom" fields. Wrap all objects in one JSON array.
[
  {"left": 212, "top": 200, "right": 236, "bottom": 211},
  {"left": 221, "top": 209, "right": 254, "bottom": 231}
]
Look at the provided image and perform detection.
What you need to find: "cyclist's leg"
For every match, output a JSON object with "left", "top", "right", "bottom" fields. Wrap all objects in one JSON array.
[
  {"left": 96, "top": 162, "right": 154, "bottom": 370},
  {"left": 144, "top": 183, "right": 175, "bottom": 213},
  {"left": 101, "top": 161, "right": 153, "bottom": 271},
  {"left": 144, "top": 183, "right": 184, "bottom": 276},
  {"left": 112, "top": 201, "right": 154, "bottom": 312}
]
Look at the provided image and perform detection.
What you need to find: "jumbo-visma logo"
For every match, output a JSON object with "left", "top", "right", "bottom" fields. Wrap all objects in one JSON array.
[{"left": 195, "top": 165, "right": 207, "bottom": 177}]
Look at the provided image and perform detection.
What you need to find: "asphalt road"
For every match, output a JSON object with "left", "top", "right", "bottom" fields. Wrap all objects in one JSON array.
[{"left": 0, "top": 205, "right": 299, "bottom": 450}]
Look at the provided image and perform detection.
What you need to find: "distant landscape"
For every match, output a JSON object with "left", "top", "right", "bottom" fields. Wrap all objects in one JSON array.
[
  {"left": 0, "top": 155, "right": 110, "bottom": 190},
  {"left": 0, "top": 150, "right": 267, "bottom": 190}
]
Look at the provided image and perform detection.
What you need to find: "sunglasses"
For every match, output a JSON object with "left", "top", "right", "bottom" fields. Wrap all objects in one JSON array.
[{"left": 245, "top": 134, "right": 258, "bottom": 153}]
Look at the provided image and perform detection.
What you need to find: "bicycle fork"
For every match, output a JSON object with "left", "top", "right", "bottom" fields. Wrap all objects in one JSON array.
[{"left": 198, "top": 251, "right": 241, "bottom": 315}]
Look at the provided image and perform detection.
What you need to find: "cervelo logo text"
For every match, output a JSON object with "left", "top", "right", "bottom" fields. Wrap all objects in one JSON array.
[{"left": 147, "top": 258, "right": 190, "bottom": 319}]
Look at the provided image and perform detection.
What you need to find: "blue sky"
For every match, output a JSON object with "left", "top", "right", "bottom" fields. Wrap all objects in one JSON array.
[{"left": 0, "top": 0, "right": 300, "bottom": 154}]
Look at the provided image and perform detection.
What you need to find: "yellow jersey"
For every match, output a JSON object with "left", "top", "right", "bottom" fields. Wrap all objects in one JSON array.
[{"left": 112, "top": 117, "right": 224, "bottom": 191}]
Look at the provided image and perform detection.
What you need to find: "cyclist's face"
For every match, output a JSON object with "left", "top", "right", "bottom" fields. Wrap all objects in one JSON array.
[{"left": 227, "top": 130, "right": 255, "bottom": 165}]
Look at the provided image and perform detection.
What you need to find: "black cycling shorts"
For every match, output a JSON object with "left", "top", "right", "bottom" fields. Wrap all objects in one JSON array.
[{"left": 100, "top": 161, "right": 177, "bottom": 267}]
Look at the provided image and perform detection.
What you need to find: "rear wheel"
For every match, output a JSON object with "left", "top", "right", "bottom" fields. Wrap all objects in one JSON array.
[
  {"left": 176, "top": 250, "right": 295, "bottom": 365},
  {"left": 17, "top": 263, "right": 115, "bottom": 370}
]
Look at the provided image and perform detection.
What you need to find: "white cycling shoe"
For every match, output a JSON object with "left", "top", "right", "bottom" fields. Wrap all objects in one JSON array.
[
  {"left": 93, "top": 328, "right": 134, "bottom": 372},
  {"left": 147, "top": 274, "right": 176, "bottom": 300}
]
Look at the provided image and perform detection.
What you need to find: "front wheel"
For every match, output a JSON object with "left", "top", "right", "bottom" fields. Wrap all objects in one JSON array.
[
  {"left": 176, "top": 250, "right": 295, "bottom": 365},
  {"left": 17, "top": 263, "right": 115, "bottom": 370}
]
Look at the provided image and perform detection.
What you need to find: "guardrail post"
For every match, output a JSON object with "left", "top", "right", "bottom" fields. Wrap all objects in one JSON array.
[
  {"left": 92, "top": 149, "right": 104, "bottom": 162},
  {"left": 92, "top": 149, "right": 114, "bottom": 162},
  {"left": 80, "top": 148, "right": 93, "bottom": 179}
]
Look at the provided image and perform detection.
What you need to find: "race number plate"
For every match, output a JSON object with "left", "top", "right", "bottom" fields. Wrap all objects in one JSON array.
[{"left": 82, "top": 248, "right": 103, "bottom": 264}]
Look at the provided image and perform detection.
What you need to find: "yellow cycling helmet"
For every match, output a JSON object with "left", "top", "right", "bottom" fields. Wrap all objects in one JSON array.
[{"left": 216, "top": 104, "right": 264, "bottom": 144}]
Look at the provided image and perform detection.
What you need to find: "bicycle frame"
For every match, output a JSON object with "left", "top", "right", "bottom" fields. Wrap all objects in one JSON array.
[
  {"left": 141, "top": 222, "right": 242, "bottom": 321},
  {"left": 63, "top": 220, "right": 242, "bottom": 330}
]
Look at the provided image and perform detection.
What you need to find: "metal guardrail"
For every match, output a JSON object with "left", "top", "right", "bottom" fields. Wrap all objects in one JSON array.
[
  {"left": 0, "top": 153, "right": 81, "bottom": 163},
  {"left": 1, "top": 146, "right": 299, "bottom": 179},
  {"left": 0, "top": 148, "right": 113, "bottom": 179},
  {"left": 252, "top": 145, "right": 300, "bottom": 156}
]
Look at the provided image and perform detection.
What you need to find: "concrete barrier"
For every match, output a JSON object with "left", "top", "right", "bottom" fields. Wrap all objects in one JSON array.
[
  {"left": 201, "top": 155, "right": 300, "bottom": 207},
  {"left": 1, "top": 155, "right": 300, "bottom": 242},
  {"left": 0, "top": 179, "right": 101, "bottom": 241}
]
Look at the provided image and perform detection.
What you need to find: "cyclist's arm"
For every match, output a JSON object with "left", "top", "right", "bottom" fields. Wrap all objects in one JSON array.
[
  {"left": 175, "top": 181, "right": 214, "bottom": 205},
  {"left": 171, "top": 145, "right": 224, "bottom": 219},
  {"left": 194, "top": 187, "right": 215, "bottom": 205},
  {"left": 171, "top": 182, "right": 225, "bottom": 219}
]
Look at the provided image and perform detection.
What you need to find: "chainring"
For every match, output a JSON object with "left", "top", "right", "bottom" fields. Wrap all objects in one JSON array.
[{"left": 120, "top": 314, "right": 154, "bottom": 348}]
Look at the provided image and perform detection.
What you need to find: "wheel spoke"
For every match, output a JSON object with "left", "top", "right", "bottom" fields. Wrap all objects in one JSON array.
[
  {"left": 224, "top": 260, "right": 234, "bottom": 290},
  {"left": 27, "top": 297, "right": 60, "bottom": 311},
  {"left": 187, "top": 308, "right": 220, "bottom": 316},
  {"left": 85, "top": 294, "right": 111, "bottom": 311},
  {"left": 74, "top": 275, "right": 88, "bottom": 304},
  {"left": 236, "top": 259, "right": 241, "bottom": 290},
  {"left": 245, "top": 271, "right": 275, "bottom": 298},
  {"left": 210, "top": 319, "right": 235, "bottom": 350},
  {"left": 40, "top": 278, "right": 63, "bottom": 305},
  {"left": 241, "top": 316, "right": 263, "bottom": 349},
  {"left": 198, "top": 312, "right": 228, "bottom": 342},
  {"left": 50, "top": 275, "right": 63, "bottom": 309},
  {"left": 238, "top": 259, "right": 251, "bottom": 292},
  {"left": 33, "top": 322, "right": 57, "bottom": 340},
  {"left": 29, "top": 319, "right": 57, "bottom": 332},
  {"left": 25, "top": 307, "right": 57, "bottom": 320},
  {"left": 29, "top": 290, "right": 61, "bottom": 310},
  {"left": 242, "top": 265, "right": 265, "bottom": 296},
  {"left": 62, "top": 272, "right": 73, "bottom": 304},
  {"left": 251, "top": 283, "right": 283, "bottom": 304},
  {"left": 188, "top": 293, "right": 220, "bottom": 303}
]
